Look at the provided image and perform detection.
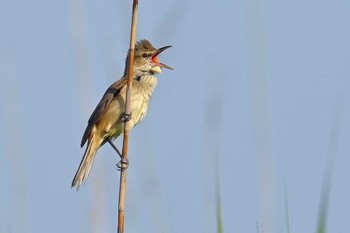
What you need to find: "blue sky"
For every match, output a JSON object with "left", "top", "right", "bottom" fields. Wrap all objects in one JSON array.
[{"left": 1, "top": 0, "right": 349, "bottom": 232}]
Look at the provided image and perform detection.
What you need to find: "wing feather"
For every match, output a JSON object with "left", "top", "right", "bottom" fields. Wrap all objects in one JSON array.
[{"left": 81, "top": 77, "right": 127, "bottom": 147}]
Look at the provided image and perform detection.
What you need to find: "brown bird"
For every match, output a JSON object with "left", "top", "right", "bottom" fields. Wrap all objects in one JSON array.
[{"left": 72, "top": 39, "right": 172, "bottom": 190}]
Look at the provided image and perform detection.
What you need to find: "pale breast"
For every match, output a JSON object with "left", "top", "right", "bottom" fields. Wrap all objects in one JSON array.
[
  {"left": 130, "top": 75, "right": 157, "bottom": 126},
  {"left": 97, "top": 75, "right": 158, "bottom": 139}
]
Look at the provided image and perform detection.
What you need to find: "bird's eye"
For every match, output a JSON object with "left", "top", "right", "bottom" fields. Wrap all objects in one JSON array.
[{"left": 142, "top": 53, "right": 147, "bottom": 58}]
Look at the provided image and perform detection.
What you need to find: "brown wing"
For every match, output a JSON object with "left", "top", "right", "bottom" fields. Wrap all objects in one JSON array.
[{"left": 81, "top": 77, "right": 127, "bottom": 147}]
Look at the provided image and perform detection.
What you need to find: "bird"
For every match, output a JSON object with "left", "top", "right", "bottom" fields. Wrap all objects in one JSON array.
[{"left": 72, "top": 39, "right": 173, "bottom": 190}]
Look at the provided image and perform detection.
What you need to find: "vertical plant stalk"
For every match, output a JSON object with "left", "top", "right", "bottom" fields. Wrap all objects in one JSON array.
[
  {"left": 216, "top": 165, "right": 223, "bottom": 233},
  {"left": 284, "top": 184, "right": 291, "bottom": 233},
  {"left": 316, "top": 97, "right": 343, "bottom": 233},
  {"left": 118, "top": 0, "right": 138, "bottom": 233}
]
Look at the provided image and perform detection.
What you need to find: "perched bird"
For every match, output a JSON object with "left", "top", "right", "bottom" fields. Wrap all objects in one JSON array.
[{"left": 72, "top": 39, "right": 172, "bottom": 190}]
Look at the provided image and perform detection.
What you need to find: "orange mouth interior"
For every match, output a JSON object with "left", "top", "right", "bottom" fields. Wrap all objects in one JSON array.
[{"left": 152, "top": 55, "right": 159, "bottom": 64}]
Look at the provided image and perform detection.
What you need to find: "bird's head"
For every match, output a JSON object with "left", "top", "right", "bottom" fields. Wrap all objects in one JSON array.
[{"left": 125, "top": 39, "right": 173, "bottom": 76}]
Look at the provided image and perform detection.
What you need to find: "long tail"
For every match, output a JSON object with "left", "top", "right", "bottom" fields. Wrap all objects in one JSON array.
[{"left": 71, "top": 138, "right": 101, "bottom": 190}]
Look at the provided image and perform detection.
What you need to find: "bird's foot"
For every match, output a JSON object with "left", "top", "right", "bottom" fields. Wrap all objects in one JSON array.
[
  {"left": 116, "top": 158, "right": 129, "bottom": 171},
  {"left": 121, "top": 112, "right": 132, "bottom": 123}
]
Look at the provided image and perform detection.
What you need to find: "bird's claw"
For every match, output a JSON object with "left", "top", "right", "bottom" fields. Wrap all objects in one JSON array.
[
  {"left": 116, "top": 158, "right": 129, "bottom": 171},
  {"left": 121, "top": 112, "right": 132, "bottom": 123}
]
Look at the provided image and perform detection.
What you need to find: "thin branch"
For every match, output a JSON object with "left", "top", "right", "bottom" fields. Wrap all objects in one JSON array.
[{"left": 117, "top": 0, "right": 138, "bottom": 233}]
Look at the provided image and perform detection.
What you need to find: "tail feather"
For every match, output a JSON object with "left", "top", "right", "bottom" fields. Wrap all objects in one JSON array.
[{"left": 72, "top": 138, "right": 101, "bottom": 190}]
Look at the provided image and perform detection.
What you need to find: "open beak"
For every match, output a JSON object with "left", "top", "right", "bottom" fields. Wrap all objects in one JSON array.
[{"left": 151, "top": 45, "right": 174, "bottom": 70}]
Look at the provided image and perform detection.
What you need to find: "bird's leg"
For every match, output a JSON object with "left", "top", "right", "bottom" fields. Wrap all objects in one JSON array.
[
  {"left": 106, "top": 139, "right": 129, "bottom": 171},
  {"left": 121, "top": 112, "right": 132, "bottom": 123},
  {"left": 107, "top": 139, "right": 122, "bottom": 158},
  {"left": 118, "top": 112, "right": 132, "bottom": 170}
]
